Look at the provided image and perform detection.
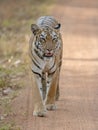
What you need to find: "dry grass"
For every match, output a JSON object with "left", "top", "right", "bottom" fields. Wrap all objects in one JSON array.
[
  {"left": 0, "top": 0, "right": 56, "bottom": 87},
  {"left": 0, "top": 0, "right": 56, "bottom": 129}
]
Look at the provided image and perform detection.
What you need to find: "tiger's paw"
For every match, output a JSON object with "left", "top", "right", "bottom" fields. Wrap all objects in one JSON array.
[
  {"left": 33, "top": 109, "right": 47, "bottom": 117},
  {"left": 46, "top": 104, "right": 57, "bottom": 111}
]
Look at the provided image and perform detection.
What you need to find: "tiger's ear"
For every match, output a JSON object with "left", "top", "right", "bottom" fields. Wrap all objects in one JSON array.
[
  {"left": 54, "top": 23, "right": 61, "bottom": 30},
  {"left": 31, "top": 24, "right": 40, "bottom": 35}
]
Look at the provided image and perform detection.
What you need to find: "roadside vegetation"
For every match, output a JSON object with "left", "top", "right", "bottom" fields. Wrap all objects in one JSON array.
[{"left": 0, "top": 0, "right": 56, "bottom": 129}]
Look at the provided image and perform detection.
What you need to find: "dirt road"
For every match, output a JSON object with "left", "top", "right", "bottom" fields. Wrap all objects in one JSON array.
[{"left": 13, "top": 0, "right": 98, "bottom": 130}]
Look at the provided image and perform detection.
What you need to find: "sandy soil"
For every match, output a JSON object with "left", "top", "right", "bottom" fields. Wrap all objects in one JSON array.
[{"left": 11, "top": 0, "right": 98, "bottom": 129}]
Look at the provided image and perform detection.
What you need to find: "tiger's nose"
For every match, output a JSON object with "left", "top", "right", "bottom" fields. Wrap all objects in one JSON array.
[{"left": 46, "top": 49, "right": 52, "bottom": 52}]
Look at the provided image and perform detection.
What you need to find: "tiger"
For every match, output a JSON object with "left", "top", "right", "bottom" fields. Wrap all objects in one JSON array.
[{"left": 29, "top": 16, "right": 63, "bottom": 117}]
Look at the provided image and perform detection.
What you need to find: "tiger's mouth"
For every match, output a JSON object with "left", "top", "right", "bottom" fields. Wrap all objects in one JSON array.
[{"left": 44, "top": 52, "right": 53, "bottom": 57}]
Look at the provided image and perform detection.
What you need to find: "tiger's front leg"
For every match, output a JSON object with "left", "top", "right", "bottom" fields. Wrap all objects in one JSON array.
[
  {"left": 32, "top": 72, "right": 47, "bottom": 117},
  {"left": 45, "top": 69, "right": 59, "bottom": 110}
]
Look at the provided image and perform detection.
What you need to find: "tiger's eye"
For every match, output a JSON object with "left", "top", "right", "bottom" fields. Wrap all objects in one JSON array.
[{"left": 40, "top": 38, "right": 46, "bottom": 43}]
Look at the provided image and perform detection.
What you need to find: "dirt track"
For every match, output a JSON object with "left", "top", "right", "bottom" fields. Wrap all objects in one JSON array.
[{"left": 13, "top": 0, "right": 98, "bottom": 129}]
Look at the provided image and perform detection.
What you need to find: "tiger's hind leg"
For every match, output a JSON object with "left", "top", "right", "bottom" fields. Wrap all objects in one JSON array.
[
  {"left": 55, "top": 66, "right": 61, "bottom": 101},
  {"left": 55, "top": 84, "right": 60, "bottom": 101}
]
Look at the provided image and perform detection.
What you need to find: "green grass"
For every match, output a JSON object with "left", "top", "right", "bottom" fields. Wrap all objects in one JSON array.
[
  {"left": 1, "top": 97, "right": 12, "bottom": 115},
  {"left": 0, "top": 123, "right": 21, "bottom": 130},
  {"left": 0, "top": 65, "right": 25, "bottom": 89},
  {"left": 0, "top": 67, "right": 11, "bottom": 89},
  {"left": 0, "top": 124, "right": 11, "bottom": 130}
]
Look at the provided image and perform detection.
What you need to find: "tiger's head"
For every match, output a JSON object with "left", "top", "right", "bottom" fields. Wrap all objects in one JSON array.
[{"left": 31, "top": 24, "right": 62, "bottom": 58}]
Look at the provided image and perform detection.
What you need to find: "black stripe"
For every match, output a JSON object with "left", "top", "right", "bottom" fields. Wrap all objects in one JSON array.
[
  {"left": 32, "top": 59, "right": 41, "bottom": 69},
  {"left": 48, "top": 69, "right": 56, "bottom": 76},
  {"left": 50, "top": 61, "right": 55, "bottom": 71},
  {"left": 34, "top": 49, "right": 44, "bottom": 60},
  {"left": 59, "top": 61, "right": 62, "bottom": 67},
  {"left": 32, "top": 70, "right": 42, "bottom": 78},
  {"left": 35, "top": 42, "right": 39, "bottom": 49},
  {"left": 32, "top": 70, "right": 45, "bottom": 80}
]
